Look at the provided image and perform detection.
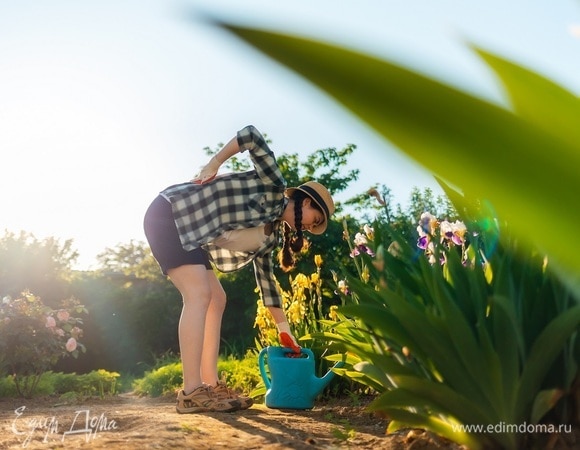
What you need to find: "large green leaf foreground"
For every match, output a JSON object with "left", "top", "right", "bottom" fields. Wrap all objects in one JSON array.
[{"left": 213, "top": 21, "right": 580, "bottom": 292}]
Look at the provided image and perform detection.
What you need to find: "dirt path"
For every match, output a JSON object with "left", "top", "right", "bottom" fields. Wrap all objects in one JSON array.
[{"left": 0, "top": 393, "right": 463, "bottom": 449}]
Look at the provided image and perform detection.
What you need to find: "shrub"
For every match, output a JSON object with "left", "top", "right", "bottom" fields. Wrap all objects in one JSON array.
[
  {"left": 132, "top": 353, "right": 262, "bottom": 398},
  {"left": 133, "top": 362, "right": 182, "bottom": 397},
  {"left": 218, "top": 351, "right": 261, "bottom": 396},
  {"left": 0, "top": 292, "right": 87, "bottom": 397},
  {"left": 0, "top": 370, "right": 121, "bottom": 399}
]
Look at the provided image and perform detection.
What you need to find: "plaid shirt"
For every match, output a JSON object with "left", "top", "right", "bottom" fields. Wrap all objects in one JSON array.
[{"left": 161, "top": 125, "right": 287, "bottom": 307}]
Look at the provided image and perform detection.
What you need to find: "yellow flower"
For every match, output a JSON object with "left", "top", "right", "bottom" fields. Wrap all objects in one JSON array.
[
  {"left": 310, "top": 272, "right": 320, "bottom": 285},
  {"left": 292, "top": 273, "right": 310, "bottom": 289},
  {"left": 254, "top": 299, "right": 276, "bottom": 331},
  {"left": 362, "top": 265, "right": 370, "bottom": 283},
  {"left": 314, "top": 254, "right": 323, "bottom": 268},
  {"left": 287, "top": 300, "right": 306, "bottom": 324},
  {"left": 329, "top": 305, "right": 339, "bottom": 321}
]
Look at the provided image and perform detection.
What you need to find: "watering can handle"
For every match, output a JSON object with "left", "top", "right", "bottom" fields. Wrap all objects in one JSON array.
[{"left": 258, "top": 348, "right": 271, "bottom": 389}]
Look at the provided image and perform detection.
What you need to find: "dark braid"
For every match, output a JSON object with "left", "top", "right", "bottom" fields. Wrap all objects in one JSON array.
[{"left": 279, "top": 191, "right": 309, "bottom": 272}]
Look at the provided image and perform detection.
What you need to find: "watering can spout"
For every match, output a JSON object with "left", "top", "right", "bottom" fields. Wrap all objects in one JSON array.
[{"left": 311, "top": 367, "right": 339, "bottom": 398}]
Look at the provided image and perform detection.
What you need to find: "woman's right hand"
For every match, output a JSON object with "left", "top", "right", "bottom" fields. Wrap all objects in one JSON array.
[
  {"left": 191, "top": 155, "right": 221, "bottom": 184},
  {"left": 279, "top": 331, "right": 301, "bottom": 355}
]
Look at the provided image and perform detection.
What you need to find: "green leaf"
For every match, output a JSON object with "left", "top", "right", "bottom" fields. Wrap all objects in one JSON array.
[
  {"left": 214, "top": 22, "right": 580, "bottom": 286},
  {"left": 474, "top": 47, "right": 580, "bottom": 151},
  {"left": 530, "top": 389, "right": 564, "bottom": 425},
  {"left": 383, "top": 408, "right": 486, "bottom": 450},
  {"left": 339, "top": 301, "right": 427, "bottom": 360},
  {"left": 371, "top": 378, "right": 493, "bottom": 427},
  {"left": 515, "top": 305, "right": 580, "bottom": 422},
  {"left": 365, "top": 287, "right": 497, "bottom": 411},
  {"left": 352, "top": 361, "right": 392, "bottom": 388},
  {"left": 488, "top": 295, "right": 524, "bottom": 411},
  {"left": 429, "top": 279, "right": 505, "bottom": 419}
]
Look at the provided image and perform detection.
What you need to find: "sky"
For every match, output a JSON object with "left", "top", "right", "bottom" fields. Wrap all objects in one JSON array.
[{"left": 1, "top": 0, "right": 579, "bottom": 270}]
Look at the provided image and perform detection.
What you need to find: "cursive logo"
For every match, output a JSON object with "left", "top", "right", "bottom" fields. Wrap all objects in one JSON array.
[{"left": 11, "top": 405, "right": 118, "bottom": 447}]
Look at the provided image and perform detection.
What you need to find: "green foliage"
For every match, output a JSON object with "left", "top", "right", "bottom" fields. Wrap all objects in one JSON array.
[
  {"left": 0, "top": 291, "right": 87, "bottom": 398},
  {"left": 132, "top": 361, "right": 183, "bottom": 397},
  {"left": 132, "top": 352, "right": 261, "bottom": 398},
  {"left": 216, "top": 352, "right": 262, "bottom": 395},
  {"left": 313, "top": 191, "right": 579, "bottom": 449},
  {"left": 0, "top": 370, "right": 121, "bottom": 399}
]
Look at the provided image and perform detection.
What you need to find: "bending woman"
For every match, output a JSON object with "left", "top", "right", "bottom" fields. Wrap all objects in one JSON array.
[{"left": 143, "top": 125, "right": 335, "bottom": 414}]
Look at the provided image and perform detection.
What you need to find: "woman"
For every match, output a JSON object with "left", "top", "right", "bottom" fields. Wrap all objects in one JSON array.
[{"left": 143, "top": 125, "right": 335, "bottom": 414}]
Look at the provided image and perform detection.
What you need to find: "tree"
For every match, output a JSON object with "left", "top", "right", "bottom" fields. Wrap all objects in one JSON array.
[
  {"left": 97, "top": 239, "right": 161, "bottom": 280},
  {"left": 0, "top": 231, "right": 78, "bottom": 306}
]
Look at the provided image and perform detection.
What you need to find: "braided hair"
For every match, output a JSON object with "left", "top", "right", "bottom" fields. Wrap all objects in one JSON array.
[{"left": 278, "top": 190, "right": 321, "bottom": 272}]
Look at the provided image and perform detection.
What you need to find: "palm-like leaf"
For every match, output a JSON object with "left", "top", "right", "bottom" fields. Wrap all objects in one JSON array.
[{"left": 212, "top": 22, "right": 580, "bottom": 295}]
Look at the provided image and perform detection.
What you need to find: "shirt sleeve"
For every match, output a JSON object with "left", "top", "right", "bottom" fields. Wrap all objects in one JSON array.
[
  {"left": 237, "top": 125, "right": 286, "bottom": 188},
  {"left": 253, "top": 252, "right": 283, "bottom": 308}
]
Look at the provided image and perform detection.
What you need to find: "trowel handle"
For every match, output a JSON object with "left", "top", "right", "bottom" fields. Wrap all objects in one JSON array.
[{"left": 258, "top": 347, "right": 271, "bottom": 389}]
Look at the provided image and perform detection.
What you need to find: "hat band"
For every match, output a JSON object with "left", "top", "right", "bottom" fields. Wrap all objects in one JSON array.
[{"left": 300, "top": 185, "right": 330, "bottom": 219}]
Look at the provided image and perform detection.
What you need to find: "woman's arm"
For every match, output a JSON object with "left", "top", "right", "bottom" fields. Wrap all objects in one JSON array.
[
  {"left": 192, "top": 125, "right": 283, "bottom": 185},
  {"left": 253, "top": 254, "right": 301, "bottom": 352},
  {"left": 267, "top": 306, "right": 301, "bottom": 352},
  {"left": 191, "top": 135, "right": 241, "bottom": 184},
  {"left": 213, "top": 135, "right": 242, "bottom": 164},
  {"left": 236, "top": 125, "right": 286, "bottom": 187}
]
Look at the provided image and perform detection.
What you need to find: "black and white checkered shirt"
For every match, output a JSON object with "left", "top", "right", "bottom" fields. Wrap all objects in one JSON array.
[{"left": 161, "top": 125, "right": 287, "bottom": 307}]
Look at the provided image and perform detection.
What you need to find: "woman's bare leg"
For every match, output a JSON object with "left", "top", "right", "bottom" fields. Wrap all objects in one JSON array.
[
  {"left": 167, "top": 264, "right": 212, "bottom": 394},
  {"left": 200, "top": 269, "right": 227, "bottom": 386}
]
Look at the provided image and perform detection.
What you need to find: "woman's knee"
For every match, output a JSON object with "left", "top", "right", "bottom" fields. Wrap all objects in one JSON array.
[
  {"left": 182, "top": 286, "right": 213, "bottom": 309},
  {"left": 168, "top": 265, "right": 213, "bottom": 308}
]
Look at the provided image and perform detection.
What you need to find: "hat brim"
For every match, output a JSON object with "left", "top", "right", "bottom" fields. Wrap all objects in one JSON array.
[{"left": 285, "top": 187, "right": 327, "bottom": 235}]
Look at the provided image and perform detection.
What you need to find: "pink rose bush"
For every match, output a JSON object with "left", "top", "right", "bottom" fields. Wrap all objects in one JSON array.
[
  {"left": 43, "top": 308, "right": 84, "bottom": 351},
  {"left": 65, "top": 337, "right": 78, "bottom": 352},
  {"left": 0, "top": 291, "right": 87, "bottom": 397}
]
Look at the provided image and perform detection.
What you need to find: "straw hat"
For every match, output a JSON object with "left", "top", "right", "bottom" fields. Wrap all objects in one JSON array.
[{"left": 285, "top": 181, "right": 335, "bottom": 235}]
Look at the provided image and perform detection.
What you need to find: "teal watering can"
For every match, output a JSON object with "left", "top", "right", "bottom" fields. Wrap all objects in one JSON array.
[{"left": 258, "top": 346, "right": 344, "bottom": 409}]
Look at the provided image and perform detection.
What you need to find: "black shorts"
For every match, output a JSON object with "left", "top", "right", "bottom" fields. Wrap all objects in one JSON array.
[{"left": 143, "top": 195, "right": 211, "bottom": 275}]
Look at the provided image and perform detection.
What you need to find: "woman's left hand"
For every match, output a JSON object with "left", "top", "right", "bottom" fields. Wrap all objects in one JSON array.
[{"left": 191, "top": 156, "right": 221, "bottom": 184}]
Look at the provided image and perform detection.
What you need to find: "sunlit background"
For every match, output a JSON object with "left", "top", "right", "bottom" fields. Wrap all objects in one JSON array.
[{"left": 1, "top": 0, "right": 578, "bottom": 270}]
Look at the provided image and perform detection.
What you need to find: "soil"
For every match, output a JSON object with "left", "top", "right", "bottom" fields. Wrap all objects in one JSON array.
[{"left": 0, "top": 393, "right": 467, "bottom": 450}]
